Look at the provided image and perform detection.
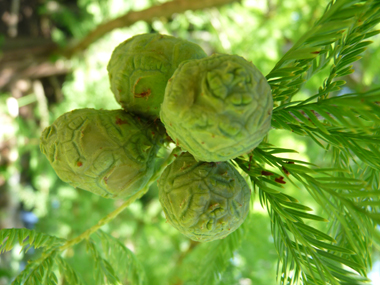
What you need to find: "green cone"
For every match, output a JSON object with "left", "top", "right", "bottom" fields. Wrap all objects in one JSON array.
[
  {"left": 40, "top": 108, "right": 164, "bottom": 198},
  {"left": 160, "top": 53, "right": 273, "bottom": 162},
  {"left": 158, "top": 152, "right": 251, "bottom": 242},
  {"left": 107, "top": 33, "right": 207, "bottom": 118}
]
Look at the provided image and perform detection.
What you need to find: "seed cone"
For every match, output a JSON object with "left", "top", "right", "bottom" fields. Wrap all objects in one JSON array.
[
  {"left": 107, "top": 33, "right": 207, "bottom": 118},
  {"left": 40, "top": 108, "right": 164, "bottom": 198},
  {"left": 160, "top": 53, "right": 273, "bottom": 162},
  {"left": 158, "top": 152, "right": 251, "bottom": 242}
]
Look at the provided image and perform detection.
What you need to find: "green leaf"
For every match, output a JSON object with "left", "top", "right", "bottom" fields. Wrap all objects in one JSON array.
[
  {"left": 183, "top": 224, "right": 245, "bottom": 285},
  {"left": 284, "top": 209, "right": 328, "bottom": 222},
  {"left": 317, "top": 250, "right": 365, "bottom": 271},
  {"left": 0, "top": 229, "right": 64, "bottom": 254},
  {"left": 56, "top": 256, "right": 85, "bottom": 285},
  {"left": 295, "top": 222, "right": 336, "bottom": 243},
  {"left": 281, "top": 201, "right": 313, "bottom": 212},
  {"left": 96, "top": 230, "right": 146, "bottom": 285},
  {"left": 303, "top": 235, "right": 355, "bottom": 254},
  {"left": 86, "top": 238, "right": 122, "bottom": 285}
]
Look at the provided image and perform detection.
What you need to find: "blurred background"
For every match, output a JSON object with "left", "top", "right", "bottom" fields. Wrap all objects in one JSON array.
[{"left": 0, "top": 0, "right": 379, "bottom": 284}]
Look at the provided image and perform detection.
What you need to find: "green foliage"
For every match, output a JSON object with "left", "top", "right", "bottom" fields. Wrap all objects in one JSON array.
[
  {"left": 95, "top": 230, "right": 146, "bottom": 285},
  {"left": 170, "top": 220, "right": 247, "bottom": 285},
  {"left": 255, "top": 3, "right": 380, "bottom": 282},
  {"left": 267, "top": 0, "right": 380, "bottom": 103},
  {"left": 0, "top": 229, "right": 64, "bottom": 254},
  {"left": 2, "top": 0, "right": 380, "bottom": 284},
  {"left": 85, "top": 239, "right": 122, "bottom": 285},
  {"left": 0, "top": 227, "right": 145, "bottom": 285},
  {"left": 254, "top": 4, "right": 380, "bottom": 282},
  {"left": 12, "top": 251, "right": 58, "bottom": 285},
  {"left": 56, "top": 256, "right": 86, "bottom": 285},
  {"left": 236, "top": 145, "right": 376, "bottom": 284},
  {"left": 0, "top": 229, "right": 61, "bottom": 285},
  {"left": 272, "top": 88, "right": 380, "bottom": 171}
]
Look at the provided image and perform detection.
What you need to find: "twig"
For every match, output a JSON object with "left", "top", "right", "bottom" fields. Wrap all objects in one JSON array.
[{"left": 59, "top": 146, "right": 183, "bottom": 252}]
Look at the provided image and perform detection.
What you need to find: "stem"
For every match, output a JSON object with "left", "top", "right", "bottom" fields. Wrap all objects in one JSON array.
[
  {"left": 59, "top": 146, "right": 183, "bottom": 252},
  {"left": 59, "top": 191, "right": 142, "bottom": 251}
]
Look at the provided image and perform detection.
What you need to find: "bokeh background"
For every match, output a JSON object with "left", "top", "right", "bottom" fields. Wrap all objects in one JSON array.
[{"left": 1, "top": 0, "right": 379, "bottom": 284}]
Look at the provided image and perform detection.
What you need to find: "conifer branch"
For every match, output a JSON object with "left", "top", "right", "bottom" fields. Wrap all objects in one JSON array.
[
  {"left": 96, "top": 230, "right": 146, "bottom": 285},
  {"left": 266, "top": 0, "right": 380, "bottom": 104},
  {"left": 56, "top": 256, "right": 86, "bottom": 285},
  {"left": 1, "top": 147, "right": 182, "bottom": 284},
  {"left": 181, "top": 223, "right": 246, "bottom": 285},
  {"left": 234, "top": 144, "right": 378, "bottom": 284},
  {"left": 254, "top": 176, "right": 370, "bottom": 285}
]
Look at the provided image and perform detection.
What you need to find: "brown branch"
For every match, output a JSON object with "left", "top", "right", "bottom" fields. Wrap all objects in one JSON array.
[
  {"left": 0, "top": 0, "right": 237, "bottom": 90},
  {"left": 62, "top": 0, "right": 238, "bottom": 58}
]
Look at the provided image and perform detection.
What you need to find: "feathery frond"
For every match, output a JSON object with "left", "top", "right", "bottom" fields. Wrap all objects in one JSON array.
[
  {"left": 235, "top": 144, "right": 379, "bottom": 284},
  {"left": 177, "top": 220, "right": 246, "bottom": 285},
  {"left": 0, "top": 228, "right": 65, "bottom": 254},
  {"left": 254, "top": 177, "right": 370, "bottom": 285},
  {"left": 85, "top": 238, "right": 122, "bottom": 285},
  {"left": 56, "top": 255, "right": 86, "bottom": 285},
  {"left": 194, "top": 226, "right": 245, "bottom": 285},
  {"left": 96, "top": 230, "right": 146, "bottom": 285},
  {"left": 0, "top": 229, "right": 64, "bottom": 285},
  {"left": 11, "top": 250, "right": 57, "bottom": 285},
  {"left": 272, "top": 88, "right": 380, "bottom": 171},
  {"left": 317, "top": 2, "right": 380, "bottom": 100},
  {"left": 322, "top": 147, "right": 380, "bottom": 275},
  {"left": 267, "top": 0, "right": 380, "bottom": 103}
]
